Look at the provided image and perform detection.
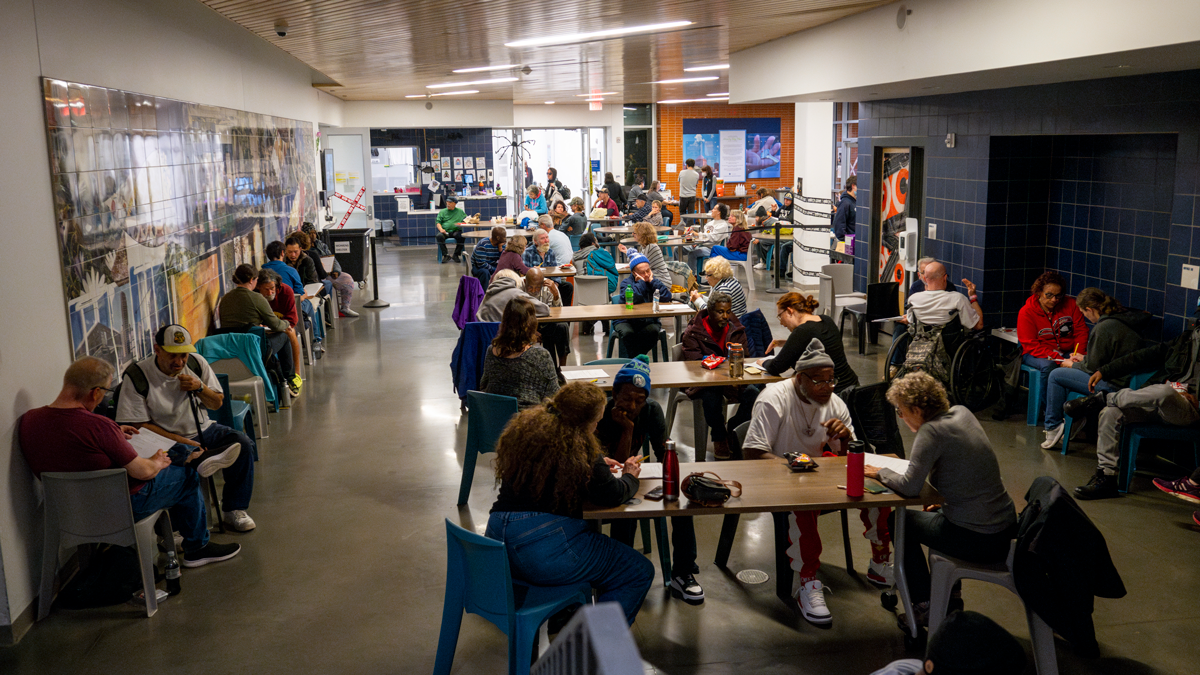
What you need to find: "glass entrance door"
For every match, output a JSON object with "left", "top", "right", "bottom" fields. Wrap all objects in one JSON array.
[{"left": 325, "top": 128, "right": 372, "bottom": 229}]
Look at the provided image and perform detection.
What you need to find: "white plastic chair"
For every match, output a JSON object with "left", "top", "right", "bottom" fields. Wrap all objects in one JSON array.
[
  {"left": 928, "top": 543, "right": 1059, "bottom": 675},
  {"left": 210, "top": 357, "right": 274, "bottom": 436},
  {"left": 727, "top": 240, "right": 756, "bottom": 291},
  {"left": 37, "top": 468, "right": 177, "bottom": 619},
  {"left": 821, "top": 263, "right": 865, "bottom": 328}
]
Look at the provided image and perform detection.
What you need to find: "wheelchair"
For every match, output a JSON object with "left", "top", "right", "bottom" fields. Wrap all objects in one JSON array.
[{"left": 884, "top": 314, "right": 1000, "bottom": 412}]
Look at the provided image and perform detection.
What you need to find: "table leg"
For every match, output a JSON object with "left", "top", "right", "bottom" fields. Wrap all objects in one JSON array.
[
  {"left": 714, "top": 514, "right": 741, "bottom": 567},
  {"left": 674, "top": 315, "right": 684, "bottom": 337},
  {"left": 895, "top": 506, "right": 917, "bottom": 638},
  {"left": 841, "top": 510, "right": 855, "bottom": 576}
]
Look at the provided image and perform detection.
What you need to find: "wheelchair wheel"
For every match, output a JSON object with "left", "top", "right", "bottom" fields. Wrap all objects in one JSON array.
[
  {"left": 950, "top": 337, "right": 999, "bottom": 412},
  {"left": 883, "top": 331, "right": 912, "bottom": 384}
]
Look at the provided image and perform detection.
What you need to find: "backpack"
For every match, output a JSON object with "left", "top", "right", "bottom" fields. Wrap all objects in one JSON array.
[
  {"left": 112, "top": 356, "right": 204, "bottom": 410},
  {"left": 558, "top": 184, "right": 571, "bottom": 200}
]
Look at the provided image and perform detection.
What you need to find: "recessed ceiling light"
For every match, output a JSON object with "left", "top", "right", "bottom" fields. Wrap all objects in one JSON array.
[
  {"left": 575, "top": 92, "right": 617, "bottom": 97},
  {"left": 505, "top": 20, "right": 693, "bottom": 48},
  {"left": 650, "top": 76, "right": 719, "bottom": 85},
  {"left": 427, "top": 77, "right": 518, "bottom": 89},
  {"left": 545, "top": 101, "right": 555, "bottom": 105},
  {"left": 452, "top": 64, "right": 518, "bottom": 73},
  {"left": 658, "top": 97, "right": 728, "bottom": 104},
  {"left": 684, "top": 64, "right": 729, "bottom": 72},
  {"left": 405, "top": 90, "right": 480, "bottom": 98},
  {"left": 706, "top": 92, "right": 729, "bottom": 97}
]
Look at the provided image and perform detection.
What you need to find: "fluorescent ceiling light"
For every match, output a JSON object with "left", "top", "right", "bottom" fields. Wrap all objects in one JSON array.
[
  {"left": 658, "top": 97, "right": 728, "bottom": 104},
  {"left": 545, "top": 101, "right": 555, "bottom": 104},
  {"left": 649, "top": 76, "right": 718, "bottom": 84},
  {"left": 452, "top": 64, "right": 517, "bottom": 73},
  {"left": 405, "top": 90, "right": 480, "bottom": 98},
  {"left": 505, "top": 21, "right": 693, "bottom": 48},
  {"left": 706, "top": 92, "right": 729, "bottom": 97},
  {"left": 585, "top": 98, "right": 605, "bottom": 103},
  {"left": 684, "top": 64, "right": 729, "bottom": 72},
  {"left": 575, "top": 92, "right": 617, "bottom": 97},
  {"left": 623, "top": 107, "right": 636, "bottom": 110},
  {"left": 427, "top": 77, "right": 518, "bottom": 89}
]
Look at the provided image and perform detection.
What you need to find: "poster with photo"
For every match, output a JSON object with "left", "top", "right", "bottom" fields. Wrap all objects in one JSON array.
[
  {"left": 440, "top": 158, "right": 451, "bottom": 170},
  {"left": 463, "top": 157, "right": 474, "bottom": 170},
  {"left": 476, "top": 157, "right": 487, "bottom": 170},
  {"left": 441, "top": 169, "right": 452, "bottom": 181},
  {"left": 430, "top": 148, "right": 441, "bottom": 161},
  {"left": 453, "top": 170, "right": 464, "bottom": 182},
  {"left": 453, "top": 157, "right": 463, "bottom": 169},
  {"left": 681, "top": 118, "right": 782, "bottom": 182}
]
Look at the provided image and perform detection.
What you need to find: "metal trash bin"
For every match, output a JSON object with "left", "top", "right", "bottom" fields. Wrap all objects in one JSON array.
[{"left": 325, "top": 227, "right": 371, "bottom": 281}]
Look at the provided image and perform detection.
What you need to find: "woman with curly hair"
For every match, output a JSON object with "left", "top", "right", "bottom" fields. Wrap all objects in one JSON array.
[
  {"left": 479, "top": 296, "right": 559, "bottom": 409},
  {"left": 866, "top": 373, "right": 1017, "bottom": 626},
  {"left": 763, "top": 292, "right": 858, "bottom": 395},
  {"left": 1015, "top": 271, "right": 1089, "bottom": 415},
  {"left": 486, "top": 382, "right": 655, "bottom": 625}
]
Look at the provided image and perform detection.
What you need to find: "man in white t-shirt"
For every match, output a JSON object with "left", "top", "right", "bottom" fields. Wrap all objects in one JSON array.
[
  {"left": 742, "top": 338, "right": 892, "bottom": 626},
  {"left": 678, "top": 159, "right": 700, "bottom": 214},
  {"left": 904, "top": 262, "right": 983, "bottom": 330}
]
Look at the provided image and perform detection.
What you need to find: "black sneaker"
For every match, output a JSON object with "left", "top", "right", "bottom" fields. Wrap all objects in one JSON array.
[
  {"left": 1075, "top": 470, "right": 1120, "bottom": 500},
  {"left": 187, "top": 443, "right": 241, "bottom": 478},
  {"left": 1064, "top": 392, "right": 1106, "bottom": 419},
  {"left": 181, "top": 541, "right": 241, "bottom": 568},
  {"left": 670, "top": 574, "right": 704, "bottom": 604}
]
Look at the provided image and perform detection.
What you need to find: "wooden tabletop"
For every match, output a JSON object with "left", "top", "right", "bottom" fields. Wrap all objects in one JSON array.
[
  {"left": 620, "top": 237, "right": 685, "bottom": 246},
  {"left": 462, "top": 229, "right": 524, "bottom": 239},
  {"left": 537, "top": 302, "right": 695, "bottom": 323},
  {"left": 583, "top": 457, "right": 942, "bottom": 519},
  {"left": 538, "top": 265, "right": 576, "bottom": 278},
  {"left": 457, "top": 221, "right": 509, "bottom": 229},
  {"left": 595, "top": 225, "right": 671, "bottom": 234},
  {"left": 562, "top": 360, "right": 783, "bottom": 391},
  {"left": 587, "top": 217, "right": 622, "bottom": 223}
]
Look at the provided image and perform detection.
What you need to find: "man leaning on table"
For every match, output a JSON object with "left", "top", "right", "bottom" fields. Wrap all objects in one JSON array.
[
  {"left": 742, "top": 338, "right": 893, "bottom": 627},
  {"left": 612, "top": 252, "right": 674, "bottom": 359}
]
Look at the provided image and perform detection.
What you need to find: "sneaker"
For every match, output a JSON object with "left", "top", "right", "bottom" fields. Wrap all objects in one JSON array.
[
  {"left": 452, "top": 256, "right": 463, "bottom": 264},
  {"left": 290, "top": 373, "right": 303, "bottom": 394},
  {"left": 188, "top": 443, "right": 241, "bottom": 478},
  {"left": 1064, "top": 391, "right": 1106, "bottom": 419},
  {"left": 222, "top": 510, "right": 257, "bottom": 532},
  {"left": 753, "top": 262, "right": 767, "bottom": 270},
  {"left": 867, "top": 560, "right": 894, "bottom": 588},
  {"left": 670, "top": 574, "right": 705, "bottom": 604},
  {"left": 1153, "top": 476, "right": 1200, "bottom": 504},
  {"left": 1075, "top": 470, "right": 1120, "bottom": 500},
  {"left": 1040, "top": 424, "right": 1065, "bottom": 449},
  {"left": 1193, "top": 511, "right": 1200, "bottom": 527},
  {"left": 797, "top": 579, "right": 832, "bottom": 625},
  {"left": 341, "top": 308, "right": 359, "bottom": 317},
  {"left": 181, "top": 541, "right": 241, "bottom": 568}
]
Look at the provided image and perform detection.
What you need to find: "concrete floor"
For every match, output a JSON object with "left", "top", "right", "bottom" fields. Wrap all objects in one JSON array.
[{"left": 3, "top": 245, "right": 1199, "bottom": 674}]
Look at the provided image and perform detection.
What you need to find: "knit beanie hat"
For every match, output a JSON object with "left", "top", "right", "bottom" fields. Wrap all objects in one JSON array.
[
  {"left": 926, "top": 611, "right": 1026, "bottom": 675},
  {"left": 793, "top": 338, "right": 834, "bottom": 371},
  {"left": 614, "top": 354, "right": 652, "bottom": 395},
  {"left": 627, "top": 250, "right": 650, "bottom": 272}
]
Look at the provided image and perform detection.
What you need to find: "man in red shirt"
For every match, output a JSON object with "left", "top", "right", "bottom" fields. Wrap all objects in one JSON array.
[{"left": 20, "top": 357, "right": 240, "bottom": 568}]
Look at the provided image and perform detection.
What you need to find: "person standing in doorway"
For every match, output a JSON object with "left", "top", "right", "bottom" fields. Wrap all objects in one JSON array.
[
  {"left": 833, "top": 176, "right": 857, "bottom": 243},
  {"left": 678, "top": 159, "right": 700, "bottom": 214}
]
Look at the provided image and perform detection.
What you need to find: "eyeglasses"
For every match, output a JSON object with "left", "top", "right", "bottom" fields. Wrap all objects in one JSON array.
[
  {"left": 803, "top": 373, "right": 837, "bottom": 388},
  {"left": 94, "top": 386, "right": 115, "bottom": 394},
  {"left": 1042, "top": 291, "right": 1064, "bottom": 299}
]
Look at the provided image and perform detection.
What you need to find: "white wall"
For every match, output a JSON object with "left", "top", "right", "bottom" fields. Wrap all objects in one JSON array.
[
  {"left": 0, "top": 0, "right": 339, "bottom": 639},
  {"left": 792, "top": 103, "right": 835, "bottom": 283},
  {"left": 512, "top": 105, "right": 625, "bottom": 183},
  {"left": 731, "top": 0, "right": 1200, "bottom": 102},
  {"left": 340, "top": 100, "right": 516, "bottom": 129}
]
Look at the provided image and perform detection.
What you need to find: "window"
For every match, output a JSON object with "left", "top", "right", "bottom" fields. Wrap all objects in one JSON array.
[
  {"left": 832, "top": 103, "right": 859, "bottom": 193},
  {"left": 370, "top": 146, "right": 419, "bottom": 193},
  {"left": 623, "top": 104, "right": 652, "bottom": 126}
]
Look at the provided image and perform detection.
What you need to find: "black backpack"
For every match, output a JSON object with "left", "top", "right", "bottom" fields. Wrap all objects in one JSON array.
[{"left": 103, "top": 356, "right": 205, "bottom": 417}]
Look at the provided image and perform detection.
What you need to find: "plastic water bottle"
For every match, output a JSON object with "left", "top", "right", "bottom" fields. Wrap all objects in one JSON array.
[
  {"left": 165, "top": 551, "right": 181, "bottom": 595},
  {"left": 652, "top": 294, "right": 660, "bottom": 313},
  {"left": 662, "top": 440, "right": 680, "bottom": 502},
  {"left": 625, "top": 285, "right": 634, "bottom": 309},
  {"left": 846, "top": 440, "right": 865, "bottom": 498}
]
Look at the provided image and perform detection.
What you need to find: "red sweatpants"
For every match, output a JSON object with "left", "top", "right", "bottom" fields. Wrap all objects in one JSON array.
[{"left": 786, "top": 507, "right": 892, "bottom": 584}]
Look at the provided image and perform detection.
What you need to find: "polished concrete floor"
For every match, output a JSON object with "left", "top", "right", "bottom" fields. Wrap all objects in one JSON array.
[{"left": 3, "top": 246, "right": 1199, "bottom": 674}]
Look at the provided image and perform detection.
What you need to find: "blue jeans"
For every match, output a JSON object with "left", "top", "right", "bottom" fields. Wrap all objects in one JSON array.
[
  {"left": 486, "top": 511, "right": 654, "bottom": 625},
  {"left": 710, "top": 245, "right": 746, "bottom": 262},
  {"left": 130, "top": 465, "right": 209, "bottom": 552},
  {"left": 167, "top": 422, "right": 255, "bottom": 511},
  {"left": 1022, "top": 355, "right": 1058, "bottom": 413},
  {"left": 1044, "top": 366, "right": 1117, "bottom": 430},
  {"left": 301, "top": 299, "right": 325, "bottom": 342}
]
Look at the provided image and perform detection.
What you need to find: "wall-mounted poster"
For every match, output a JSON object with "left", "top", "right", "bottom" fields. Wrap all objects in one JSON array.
[
  {"left": 430, "top": 148, "right": 441, "bottom": 161},
  {"left": 463, "top": 157, "right": 474, "bottom": 170},
  {"left": 681, "top": 118, "right": 782, "bottom": 182},
  {"left": 476, "top": 157, "right": 487, "bottom": 170},
  {"left": 486, "top": 169, "right": 494, "bottom": 182},
  {"left": 877, "top": 150, "right": 911, "bottom": 287},
  {"left": 441, "top": 169, "right": 452, "bottom": 181},
  {"left": 440, "top": 158, "right": 451, "bottom": 170},
  {"left": 453, "top": 157, "right": 463, "bottom": 169},
  {"left": 453, "top": 170, "right": 464, "bottom": 182}
]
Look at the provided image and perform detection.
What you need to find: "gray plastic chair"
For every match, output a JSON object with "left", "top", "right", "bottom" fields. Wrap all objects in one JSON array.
[
  {"left": 663, "top": 342, "right": 708, "bottom": 461},
  {"left": 38, "top": 468, "right": 177, "bottom": 619}
]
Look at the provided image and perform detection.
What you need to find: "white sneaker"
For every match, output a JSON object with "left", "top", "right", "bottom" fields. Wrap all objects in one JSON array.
[
  {"left": 341, "top": 308, "right": 360, "bottom": 317},
  {"left": 753, "top": 262, "right": 767, "bottom": 270},
  {"left": 191, "top": 443, "right": 241, "bottom": 478},
  {"left": 222, "top": 510, "right": 256, "bottom": 532},
  {"left": 1040, "top": 424, "right": 1065, "bottom": 449},
  {"left": 797, "top": 579, "right": 832, "bottom": 625},
  {"left": 867, "top": 560, "right": 894, "bottom": 588}
]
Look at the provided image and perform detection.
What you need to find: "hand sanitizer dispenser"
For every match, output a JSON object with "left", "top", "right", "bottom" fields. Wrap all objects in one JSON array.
[{"left": 900, "top": 217, "right": 919, "bottom": 272}]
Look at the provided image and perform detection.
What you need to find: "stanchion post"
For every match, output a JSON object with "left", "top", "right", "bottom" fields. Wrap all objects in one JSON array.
[{"left": 362, "top": 228, "right": 390, "bottom": 309}]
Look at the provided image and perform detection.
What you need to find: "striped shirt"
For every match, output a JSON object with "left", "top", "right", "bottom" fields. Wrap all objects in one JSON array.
[{"left": 471, "top": 240, "right": 502, "bottom": 276}]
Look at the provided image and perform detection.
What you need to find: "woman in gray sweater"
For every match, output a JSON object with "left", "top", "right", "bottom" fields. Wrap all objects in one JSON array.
[
  {"left": 865, "top": 372, "right": 1018, "bottom": 625},
  {"left": 479, "top": 296, "right": 560, "bottom": 409}
]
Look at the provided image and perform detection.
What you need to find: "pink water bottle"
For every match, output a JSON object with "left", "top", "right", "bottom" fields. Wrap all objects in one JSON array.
[
  {"left": 846, "top": 440, "right": 865, "bottom": 498},
  {"left": 662, "top": 440, "right": 680, "bottom": 502}
]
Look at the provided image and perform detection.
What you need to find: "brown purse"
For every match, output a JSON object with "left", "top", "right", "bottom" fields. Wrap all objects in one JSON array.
[{"left": 681, "top": 471, "right": 743, "bottom": 507}]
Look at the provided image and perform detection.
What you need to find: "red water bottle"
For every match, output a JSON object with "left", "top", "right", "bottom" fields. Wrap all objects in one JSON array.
[
  {"left": 662, "top": 440, "right": 680, "bottom": 502},
  {"left": 846, "top": 440, "right": 865, "bottom": 498}
]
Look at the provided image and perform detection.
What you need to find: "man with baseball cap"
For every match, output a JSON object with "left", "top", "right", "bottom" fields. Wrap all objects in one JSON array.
[
  {"left": 116, "top": 324, "right": 258, "bottom": 532},
  {"left": 594, "top": 187, "right": 620, "bottom": 217},
  {"left": 435, "top": 195, "right": 466, "bottom": 263}
]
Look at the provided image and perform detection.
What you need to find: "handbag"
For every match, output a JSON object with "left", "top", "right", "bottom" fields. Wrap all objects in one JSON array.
[{"left": 681, "top": 471, "right": 743, "bottom": 507}]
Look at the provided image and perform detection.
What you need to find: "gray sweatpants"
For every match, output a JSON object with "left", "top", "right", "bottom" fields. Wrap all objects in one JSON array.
[{"left": 1096, "top": 384, "right": 1200, "bottom": 474}]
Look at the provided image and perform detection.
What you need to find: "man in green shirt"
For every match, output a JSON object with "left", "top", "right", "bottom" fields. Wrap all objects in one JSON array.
[{"left": 436, "top": 195, "right": 466, "bottom": 263}]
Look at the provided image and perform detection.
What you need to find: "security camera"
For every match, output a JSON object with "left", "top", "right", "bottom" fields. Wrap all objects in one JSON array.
[{"left": 274, "top": 19, "right": 289, "bottom": 37}]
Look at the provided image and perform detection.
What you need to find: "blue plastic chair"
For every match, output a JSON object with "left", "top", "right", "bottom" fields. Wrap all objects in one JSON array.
[
  {"left": 436, "top": 235, "right": 463, "bottom": 263},
  {"left": 1020, "top": 363, "right": 1045, "bottom": 426},
  {"left": 457, "top": 391, "right": 520, "bottom": 505},
  {"left": 434, "top": 519, "right": 592, "bottom": 675},
  {"left": 1118, "top": 423, "right": 1200, "bottom": 493},
  {"left": 1061, "top": 371, "right": 1153, "bottom": 455}
]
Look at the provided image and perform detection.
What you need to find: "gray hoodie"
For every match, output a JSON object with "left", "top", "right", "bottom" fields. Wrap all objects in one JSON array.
[{"left": 476, "top": 275, "right": 549, "bottom": 322}]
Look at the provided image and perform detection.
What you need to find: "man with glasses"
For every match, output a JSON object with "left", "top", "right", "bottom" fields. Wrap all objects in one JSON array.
[{"left": 742, "top": 338, "right": 892, "bottom": 626}]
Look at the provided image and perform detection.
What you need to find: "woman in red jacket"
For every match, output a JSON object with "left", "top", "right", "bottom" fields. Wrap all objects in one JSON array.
[{"left": 1016, "top": 270, "right": 1089, "bottom": 412}]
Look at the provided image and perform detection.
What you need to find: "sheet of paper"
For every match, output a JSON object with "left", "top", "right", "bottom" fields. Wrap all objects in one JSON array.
[
  {"left": 562, "top": 369, "right": 610, "bottom": 380},
  {"left": 126, "top": 428, "right": 175, "bottom": 458},
  {"left": 617, "top": 462, "right": 662, "bottom": 480},
  {"left": 303, "top": 283, "right": 323, "bottom": 297},
  {"left": 865, "top": 452, "right": 911, "bottom": 475}
]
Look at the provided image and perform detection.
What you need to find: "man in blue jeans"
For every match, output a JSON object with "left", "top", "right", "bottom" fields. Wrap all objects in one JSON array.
[
  {"left": 21, "top": 357, "right": 240, "bottom": 568},
  {"left": 117, "top": 325, "right": 258, "bottom": 533}
]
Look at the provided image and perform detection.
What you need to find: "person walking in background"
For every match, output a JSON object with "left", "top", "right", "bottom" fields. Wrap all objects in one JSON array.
[{"left": 678, "top": 159, "right": 700, "bottom": 214}]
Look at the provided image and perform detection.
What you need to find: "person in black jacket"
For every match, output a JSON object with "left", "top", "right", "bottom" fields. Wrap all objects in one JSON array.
[
  {"left": 832, "top": 175, "right": 857, "bottom": 242},
  {"left": 681, "top": 294, "right": 760, "bottom": 460},
  {"left": 1066, "top": 317, "right": 1200, "bottom": 499}
]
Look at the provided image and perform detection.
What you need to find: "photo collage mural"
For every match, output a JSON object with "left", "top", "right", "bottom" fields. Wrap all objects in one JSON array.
[{"left": 42, "top": 78, "right": 317, "bottom": 375}]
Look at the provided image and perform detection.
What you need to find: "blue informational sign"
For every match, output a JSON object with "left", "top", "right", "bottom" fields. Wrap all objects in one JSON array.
[{"left": 590, "top": 159, "right": 601, "bottom": 172}]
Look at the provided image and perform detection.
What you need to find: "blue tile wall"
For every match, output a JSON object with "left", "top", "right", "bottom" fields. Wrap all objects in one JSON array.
[{"left": 853, "top": 69, "right": 1200, "bottom": 339}]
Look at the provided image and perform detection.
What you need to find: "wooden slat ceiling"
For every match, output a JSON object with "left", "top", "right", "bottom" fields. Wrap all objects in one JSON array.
[{"left": 196, "top": 0, "right": 891, "bottom": 103}]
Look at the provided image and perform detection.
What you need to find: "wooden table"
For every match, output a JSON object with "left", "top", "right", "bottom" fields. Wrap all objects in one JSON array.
[
  {"left": 539, "top": 302, "right": 695, "bottom": 336},
  {"left": 594, "top": 225, "right": 671, "bottom": 235},
  {"left": 538, "top": 265, "right": 576, "bottom": 279},
  {"left": 584, "top": 457, "right": 942, "bottom": 628},
  {"left": 680, "top": 213, "right": 713, "bottom": 222},
  {"left": 462, "top": 228, "right": 524, "bottom": 240}
]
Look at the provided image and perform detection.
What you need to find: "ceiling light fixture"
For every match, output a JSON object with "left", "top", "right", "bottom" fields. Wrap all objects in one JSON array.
[
  {"left": 706, "top": 92, "right": 729, "bottom": 97},
  {"left": 505, "top": 20, "right": 693, "bottom": 48},
  {"left": 452, "top": 64, "right": 518, "bottom": 73},
  {"left": 545, "top": 101, "right": 555, "bottom": 104},
  {"left": 649, "top": 76, "right": 718, "bottom": 85},
  {"left": 405, "top": 90, "right": 480, "bottom": 98},
  {"left": 575, "top": 92, "right": 617, "bottom": 97},
  {"left": 684, "top": 64, "right": 729, "bottom": 72},
  {"left": 623, "top": 107, "right": 636, "bottom": 110},
  {"left": 427, "top": 77, "right": 518, "bottom": 89},
  {"left": 585, "top": 98, "right": 605, "bottom": 102},
  {"left": 658, "top": 97, "right": 729, "bottom": 104}
]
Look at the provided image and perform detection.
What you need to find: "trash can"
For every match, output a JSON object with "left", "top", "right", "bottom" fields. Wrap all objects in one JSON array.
[{"left": 325, "top": 227, "right": 372, "bottom": 281}]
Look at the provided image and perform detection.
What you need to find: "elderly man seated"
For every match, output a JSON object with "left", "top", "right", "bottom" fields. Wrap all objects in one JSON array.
[
  {"left": 522, "top": 267, "right": 571, "bottom": 367},
  {"left": 891, "top": 261, "right": 982, "bottom": 375},
  {"left": 20, "top": 357, "right": 241, "bottom": 567}
]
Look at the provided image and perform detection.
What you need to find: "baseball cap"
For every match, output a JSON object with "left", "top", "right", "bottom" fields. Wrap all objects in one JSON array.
[
  {"left": 446, "top": 195, "right": 458, "bottom": 204},
  {"left": 155, "top": 324, "right": 196, "bottom": 354}
]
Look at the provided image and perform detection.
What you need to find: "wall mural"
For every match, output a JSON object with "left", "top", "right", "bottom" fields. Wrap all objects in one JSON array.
[{"left": 41, "top": 78, "right": 316, "bottom": 375}]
